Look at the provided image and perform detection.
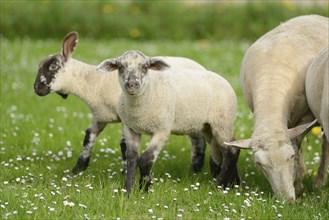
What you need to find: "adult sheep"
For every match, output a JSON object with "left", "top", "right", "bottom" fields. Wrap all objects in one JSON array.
[
  {"left": 305, "top": 45, "right": 329, "bottom": 188},
  {"left": 97, "top": 50, "right": 240, "bottom": 192},
  {"left": 34, "top": 32, "right": 207, "bottom": 174},
  {"left": 225, "top": 15, "right": 328, "bottom": 203}
]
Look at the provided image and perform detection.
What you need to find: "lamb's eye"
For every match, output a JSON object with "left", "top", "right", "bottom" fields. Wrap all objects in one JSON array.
[
  {"left": 49, "top": 62, "right": 59, "bottom": 71},
  {"left": 118, "top": 64, "right": 124, "bottom": 72},
  {"left": 256, "top": 162, "right": 262, "bottom": 166},
  {"left": 290, "top": 154, "right": 295, "bottom": 160},
  {"left": 142, "top": 65, "right": 148, "bottom": 73}
]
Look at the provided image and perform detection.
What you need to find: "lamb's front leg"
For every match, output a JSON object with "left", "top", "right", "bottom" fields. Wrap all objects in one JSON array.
[
  {"left": 138, "top": 131, "right": 170, "bottom": 192},
  {"left": 119, "top": 133, "right": 127, "bottom": 173},
  {"left": 124, "top": 126, "right": 141, "bottom": 193},
  {"left": 72, "top": 121, "right": 106, "bottom": 174}
]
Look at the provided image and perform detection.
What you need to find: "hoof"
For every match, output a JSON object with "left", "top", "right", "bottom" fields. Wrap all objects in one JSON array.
[
  {"left": 71, "top": 157, "right": 90, "bottom": 174},
  {"left": 139, "top": 175, "right": 153, "bottom": 192},
  {"left": 216, "top": 167, "right": 240, "bottom": 187}
]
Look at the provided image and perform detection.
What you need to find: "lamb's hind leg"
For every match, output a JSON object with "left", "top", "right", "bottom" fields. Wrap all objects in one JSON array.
[
  {"left": 72, "top": 121, "right": 106, "bottom": 174},
  {"left": 315, "top": 135, "right": 329, "bottom": 188},
  {"left": 138, "top": 131, "right": 170, "bottom": 192},
  {"left": 189, "top": 135, "right": 206, "bottom": 173}
]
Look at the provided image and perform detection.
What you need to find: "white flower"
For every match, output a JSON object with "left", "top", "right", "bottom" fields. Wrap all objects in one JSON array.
[{"left": 79, "top": 204, "right": 87, "bottom": 209}]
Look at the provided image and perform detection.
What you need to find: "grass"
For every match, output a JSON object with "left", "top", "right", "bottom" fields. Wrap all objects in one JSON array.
[
  {"left": 1, "top": 37, "right": 328, "bottom": 219},
  {"left": 1, "top": 1, "right": 328, "bottom": 41}
]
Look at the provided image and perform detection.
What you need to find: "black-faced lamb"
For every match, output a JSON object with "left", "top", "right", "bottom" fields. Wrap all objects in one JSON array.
[
  {"left": 34, "top": 32, "right": 207, "bottom": 174},
  {"left": 225, "top": 15, "right": 329, "bottom": 203},
  {"left": 97, "top": 50, "right": 240, "bottom": 192},
  {"left": 305, "top": 45, "right": 329, "bottom": 188}
]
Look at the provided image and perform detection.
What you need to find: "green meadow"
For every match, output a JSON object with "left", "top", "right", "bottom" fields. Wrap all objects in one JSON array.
[
  {"left": 1, "top": 37, "right": 328, "bottom": 219},
  {"left": 1, "top": 1, "right": 329, "bottom": 219}
]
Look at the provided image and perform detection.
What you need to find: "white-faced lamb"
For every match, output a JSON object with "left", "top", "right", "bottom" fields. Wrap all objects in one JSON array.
[
  {"left": 225, "top": 15, "right": 329, "bottom": 203},
  {"left": 305, "top": 45, "right": 329, "bottom": 188},
  {"left": 97, "top": 50, "right": 240, "bottom": 192},
  {"left": 34, "top": 31, "right": 208, "bottom": 174}
]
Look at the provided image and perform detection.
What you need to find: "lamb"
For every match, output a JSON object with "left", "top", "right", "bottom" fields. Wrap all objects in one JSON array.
[
  {"left": 224, "top": 15, "right": 329, "bottom": 203},
  {"left": 97, "top": 50, "right": 240, "bottom": 192},
  {"left": 34, "top": 31, "right": 208, "bottom": 174},
  {"left": 305, "top": 45, "right": 329, "bottom": 188}
]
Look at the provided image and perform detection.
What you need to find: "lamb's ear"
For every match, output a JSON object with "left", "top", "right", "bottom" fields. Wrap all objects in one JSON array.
[
  {"left": 149, "top": 58, "right": 169, "bottom": 71},
  {"left": 288, "top": 119, "right": 318, "bottom": 139},
  {"left": 97, "top": 59, "right": 118, "bottom": 72},
  {"left": 62, "top": 31, "right": 79, "bottom": 62},
  {"left": 224, "top": 139, "right": 251, "bottom": 149}
]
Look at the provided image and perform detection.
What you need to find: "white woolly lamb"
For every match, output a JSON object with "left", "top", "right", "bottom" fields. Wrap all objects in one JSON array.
[
  {"left": 305, "top": 45, "right": 329, "bottom": 188},
  {"left": 34, "top": 32, "right": 207, "bottom": 174},
  {"left": 225, "top": 15, "right": 328, "bottom": 203},
  {"left": 97, "top": 50, "right": 240, "bottom": 192}
]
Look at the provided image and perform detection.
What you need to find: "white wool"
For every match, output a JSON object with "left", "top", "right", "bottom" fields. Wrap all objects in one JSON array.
[{"left": 51, "top": 58, "right": 121, "bottom": 122}]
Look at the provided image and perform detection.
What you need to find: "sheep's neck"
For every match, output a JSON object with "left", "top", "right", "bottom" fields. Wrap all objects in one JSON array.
[
  {"left": 60, "top": 59, "right": 121, "bottom": 122},
  {"left": 252, "top": 77, "right": 290, "bottom": 134}
]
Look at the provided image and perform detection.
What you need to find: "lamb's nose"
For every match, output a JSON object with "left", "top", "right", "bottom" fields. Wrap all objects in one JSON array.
[{"left": 127, "top": 81, "right": 138, "bottom": 89}]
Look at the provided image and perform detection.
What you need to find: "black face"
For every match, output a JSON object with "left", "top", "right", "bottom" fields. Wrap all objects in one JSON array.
[{"left": 34, "top": 54, "right": 64, "bottom": 96}]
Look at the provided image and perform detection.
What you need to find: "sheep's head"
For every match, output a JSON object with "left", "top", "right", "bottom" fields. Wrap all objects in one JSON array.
[
  {"left": 97, "top": 50, "right": 169, "bottom": 96},
  {"left": 252, "top": 138, "right": 296, "bottom": 203},
  {"left": 224, "top": 120, "right": 317, "bottom": 203},
  {"left": 34, "top": 31, "right": 78, "bottom": 99}
]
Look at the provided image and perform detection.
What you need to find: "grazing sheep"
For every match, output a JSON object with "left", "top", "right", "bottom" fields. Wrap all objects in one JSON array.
[
  {"left": 97, "top": 50, "right": 240, "bottom": 192},
  {"left": 305, "top": 45, "right": 329, "bottom": 188},
  {"left": 225, "top": 15, "right": 328, "bottom": 203},
  {"left": 34, "top": 32, "right": 207, "bottom": 174}
]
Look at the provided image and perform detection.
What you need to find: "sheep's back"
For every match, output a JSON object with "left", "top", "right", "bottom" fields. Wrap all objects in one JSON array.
[
  {"left": 170, "top": 69, "right": 236, "bottom": 135},
  {"left": 241, "top": 15, "right": 329, "bottom": 126}
]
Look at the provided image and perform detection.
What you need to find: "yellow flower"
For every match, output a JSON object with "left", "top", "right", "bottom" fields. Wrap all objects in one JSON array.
[
  {"left": 102, "top": 4, "right": 114, "bottom": 14},
  {"left": 281, "top": 0, "right": 296, "bottom": 10},
  {"left": 130, "top": 6, "right": 140, "bottom": 15},
  {"left": 311, "top": 126, "right": 322, "bottom": 137},
  {"left": 130, "top": 28, "right": 140, "bottom": 38}
]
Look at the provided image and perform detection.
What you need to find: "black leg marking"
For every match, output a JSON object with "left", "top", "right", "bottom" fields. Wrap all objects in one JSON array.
[
  {"left": 210, "top": 157, "right": 221, "bottom": 177},
  {"left": 124, "top": 150, "right": 139, "bottom": 192},
  {"left": 138, "top": 150, "right": 155, "bottom": 192},
  {"left": 120, "top": 137, "right": 127, "bottom": 161},
  {"left": 191, "top": 136, "right": 206, "bottom": 173},
  {"left": 83, "top": 128, "right": 92, "bottom": 146},
  {"left": 216, "top": 148, "right": 240, "bottom": 187},
  {"left": 120, "top": 136, "right": 127, "bottom": 173},
  {"left": 71, "top": 128, "right": 92, "bottom": 174}
]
